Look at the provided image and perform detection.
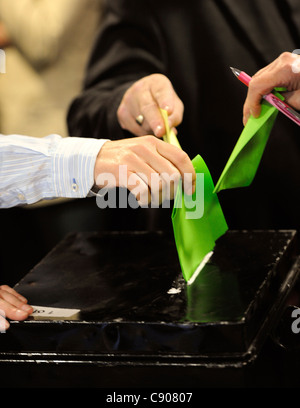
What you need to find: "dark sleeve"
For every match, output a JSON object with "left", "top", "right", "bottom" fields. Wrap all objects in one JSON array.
[{"left": 67, "top": 0, "right": 167, "bottom": 140}]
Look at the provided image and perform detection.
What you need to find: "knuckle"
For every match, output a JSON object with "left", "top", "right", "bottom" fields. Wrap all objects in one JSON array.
[
  {"left": 126, "top": 139, "right": 152, "bottom": 158},
  {"left": 148, "top": 73, "right": 169, "bottom": 83},
  {"left": 279, "top": 52, "right": 295, "bottom": 70},
  {"left": 121, "top": 149, "right": 136, "bottom": 164},
  {"left": 172, "top": 170, "right": 182, "bottom": 183},
  {"left": 117, "top": 105, "right": 127, "bottom": 125},
  {"left": 131, "top": 77, "right": 146, "bottom": 93},
  {"left": 250, "top": 72, "right": 260, "bottom": 83},
  {"left": 142, "top": 135, "right": 157, "bottom": 145},
  {"left": 121, "top": 90, "right": 133, "bottom": 106},
  {"left": 248, "top": 78, "right": 262, "bottom": 93},
  {"left": 176, "top": 149, "right": 190, "bottom": 165},
  {"left": 179, "top": 98, "right": 184, "bottom": 113},
  {"left": 148, "top": 73, "right": 173, "bottom": 97},
  {"left": 140, "top": 99, "right": 157, "bottom": 113},
  {"left": 280, "top": 51, "right": 292, "bottom": 61}
]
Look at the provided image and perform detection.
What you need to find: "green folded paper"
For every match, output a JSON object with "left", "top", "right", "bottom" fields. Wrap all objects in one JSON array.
[
  {"left": 160, "top": 109, "right": 227, "bottom": 282},
  {"left": 171, "top": 155, "right": 228, "bottom": 282},
  {"left": 161, "top": 89, "right": 280, "bottom": 282},
  {"left": 214, "top": 97, "right": 280, "bottom": 193}
]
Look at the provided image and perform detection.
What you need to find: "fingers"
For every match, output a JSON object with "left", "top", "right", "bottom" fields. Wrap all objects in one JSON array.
[
  {"left": 243, "top": 73, "right": 277, "bottom": 125},
  {"left": 154, "top": 138, "right": 196, "bottom": 194},
  {"left": 282, "top": 89, "right": 300, "bottom": 110},
  {"left": 0, "top": 284, "right": 28, "bottom": 303},
  {"left": 94, "top": 136, "right": 195, "bottom": 206},
  {"left": 117, "top": 74, "right": 184, "bottom": 138},
  {"left": 0, "top": 285, "right": 33, "bottom": 329},
  {"left": 243, "top": 52, "right": 300, "bottom": 125},
  {"left": 144, "top": 75, "right": 184, "bottom": 136}
]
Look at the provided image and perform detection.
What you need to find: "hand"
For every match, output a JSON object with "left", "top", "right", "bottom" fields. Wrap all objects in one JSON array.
[
  {"left": 0, "top": 285, "right": 33, "bottom": 331},
  {"left": 94, "top": 136, "right": 195, "bottom": 206},
  {"left": 117, "top": 74, "right": 184, "bottom": 138},
  {"left": 243, "top": 52, "right": 300, "bottom": 125}
]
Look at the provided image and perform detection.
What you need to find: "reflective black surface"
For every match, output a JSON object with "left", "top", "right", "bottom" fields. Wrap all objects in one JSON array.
[{"left": 1, "top": 230, "right": 298, "bottom": 362}]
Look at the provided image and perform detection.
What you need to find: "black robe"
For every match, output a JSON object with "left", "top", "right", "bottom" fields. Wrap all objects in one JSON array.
[{"left": 68, "top": 0, "right": 300, "bottom": 230}]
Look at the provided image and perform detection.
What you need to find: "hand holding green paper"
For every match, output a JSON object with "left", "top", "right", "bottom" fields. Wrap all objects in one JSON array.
[
  {"left": 214, "top": 67, "right": 296, "bottom": 193},
  {"left": 213, "top": 99, "right": 279, "bottom": 193},
  {"left": 171, "top": 154, "right": 228, "bottom": 283},
  {"left": 161, "top": 109, "right": 228, "bottom": 283},
  {"left": 161, "top": 78, "right": 281, "bottom": 283},
  {"left": 161, "top": 52, "right": 300, "bottom": 282}
]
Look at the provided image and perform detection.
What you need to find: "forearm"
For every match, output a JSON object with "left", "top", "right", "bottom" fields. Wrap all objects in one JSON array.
[{"left": 0, "top": 134, "right": 107, "bottom": 208}]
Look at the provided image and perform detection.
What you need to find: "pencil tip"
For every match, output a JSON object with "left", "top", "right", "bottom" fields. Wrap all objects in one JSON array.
[{"left": 230, "top": 67, "right": 240, "bottom": 77}]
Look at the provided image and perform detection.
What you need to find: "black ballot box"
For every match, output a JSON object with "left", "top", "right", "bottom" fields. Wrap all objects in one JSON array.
[{"left": 0, "top": 230, "right": 300, "bottom": 388}]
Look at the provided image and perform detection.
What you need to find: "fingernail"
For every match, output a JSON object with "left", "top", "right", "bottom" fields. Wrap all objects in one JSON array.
[
  {"left": 243, "top": 114, "right": 249, "bottom": 126},
  {"left": 154, "top": 125, "right": 163, "bottom": 137},
  {"left": 20, "top": 304, "right": 33, "bottom": 313},
  {"left": 15, "top": 309, "right": 28, "bottom": 318}
]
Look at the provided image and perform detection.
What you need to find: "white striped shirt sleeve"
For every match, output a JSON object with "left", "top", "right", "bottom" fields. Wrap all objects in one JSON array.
[{"left": 0, "top": 134, "right": 108, "bottom": 208}]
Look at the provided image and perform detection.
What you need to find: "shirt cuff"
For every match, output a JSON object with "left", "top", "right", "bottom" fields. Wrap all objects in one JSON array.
[{"left": 52, "top": 137, "right": 109, "bottom": 198}]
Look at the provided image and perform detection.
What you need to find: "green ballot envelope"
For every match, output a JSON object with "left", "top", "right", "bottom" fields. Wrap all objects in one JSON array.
[
  {"left": 162, "top": 89, "right": 280, "bottom": 282},
  {"left": 214, "top": 99, "right": 279, "bottom": 193},
  {"left": 171, "top": 155, "right": 228, "bottom": 282},
  {"left": 161, "top": 109, "right": 228, "bottom": 282}
]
